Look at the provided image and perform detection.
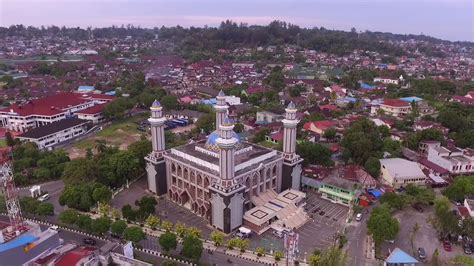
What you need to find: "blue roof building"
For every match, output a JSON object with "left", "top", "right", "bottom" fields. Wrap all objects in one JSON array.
[
  {"left": 77, "top": 85, "right": 95, "bottom": 92},
  {"left": 385, "top": 248, "right": 419, "bottom": 266},
  {"left": 400, "top": 97, "right": 423, "bottom": 103},
  {"left": 359, "top": 82, "right": 376, "bottom": 90}
]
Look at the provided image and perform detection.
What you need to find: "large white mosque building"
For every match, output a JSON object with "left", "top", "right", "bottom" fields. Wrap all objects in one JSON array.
[{"left": 145, "top": 91, "right": 307, "bottom": 234}]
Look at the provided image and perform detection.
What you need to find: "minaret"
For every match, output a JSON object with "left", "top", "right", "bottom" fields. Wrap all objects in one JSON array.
[
  {"left": 149, "top": 100, "right": 166, "bottom": 157},
  {"left": 282, "top": 101, "right": 298, "bottom": 159},
  {"left": 209, "top": 116, "right": 245, "bottom": 233},
  {"left": 281, "top": 101, "right": 303, "bottom": 191},
  {"left": 216, "top": 116, "right": 238, "bottom": 181},
  {"left": 214, "top": 90, "right": 228, "bottom": 131},
  {"left": 145, "top": 100, "right": 168, "bottom": 196}
]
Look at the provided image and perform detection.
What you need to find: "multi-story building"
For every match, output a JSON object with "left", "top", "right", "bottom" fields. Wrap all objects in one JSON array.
[
  {"left": 0, "top": 93, "right": 112, "bottom": 132},
  {"left": 373, "top": 77, "right": 399, "bottom": 85},
  {"left": 319, "top": 175, "right": 359, "bottom": 206},
  {"left": 371, "top": 99, "right": 411, "bottom": 117},
  {"left": 427, "top": 145, "right": 474, "bottom": 175},
  {"left": 145, "top": 91, "right": 305, "bottom": 233}
]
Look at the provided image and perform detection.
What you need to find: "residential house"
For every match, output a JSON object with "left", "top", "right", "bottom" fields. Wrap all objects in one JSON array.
[
  {"left": 380, "top": 158, "right": 427, "bottom": 188},
  {"left": 319, "top": 174, "right": 359, "bottom": 206},
  {"left": 384, "top": 247, "right": 419, "bottom": 266},
  {"left": 303, "top": 120, "right": 338, "bottom": 136},
  {"left": 374, "top": 77, "right": 399, "bottom": 85},
  {"left": 427, "top": 145, "right": 474, "bottom": 175},
  {"left": 256, "top": 111, "right": 284, "bottom": 125},
  {"left": 464, "top": 199, "right": 474, "bottom": 217}
]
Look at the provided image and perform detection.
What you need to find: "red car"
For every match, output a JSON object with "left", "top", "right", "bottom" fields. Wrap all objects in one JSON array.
[{"left": 443, "top": 241, "right": 452, "bottom": 252}]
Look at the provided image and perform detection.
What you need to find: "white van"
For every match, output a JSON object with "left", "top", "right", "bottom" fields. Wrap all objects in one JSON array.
[
  {"left": 355, "top": 213, "right": 362, "bottom": 221},
  {"left": 236, "top": 227, "right": 252, "bottom": 239},
  {"left": 38, "top": 193, "right": 50, "bottom": 202}
]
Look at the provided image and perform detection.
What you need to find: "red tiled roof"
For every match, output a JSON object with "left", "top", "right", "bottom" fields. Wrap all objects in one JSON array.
[
  {"left": 270, "top": 131, "right": 284, "bottom": 141},
  {"left": 55, "top": 246, "right": 95, "bottom": 266},
  {"left": 453, "top": 96, "right": 474, "bottom": 104},
  {"left": 0, "top": 93, "right": 90, "bottom": 116},
  {"left": 382, "top": 99, "right": 410, "bottom": 107},
  {"left": 458, "top": 206, "right": 470, "bottom": 218},
  {"left": 418, "top": 158, "right": 449, "bottom": 175},
  {"left": 246, "top": 87, "right": 268, "bottom": 95},
  {"left": 76, "top": 103, "right": 106, "bottom": 115},
  {"left": 319, "top": 104, "right": 341, "bottom": 111}
]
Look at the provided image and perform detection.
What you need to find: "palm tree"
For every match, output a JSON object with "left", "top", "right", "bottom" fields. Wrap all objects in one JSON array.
[{"left": 94, "top": 139, "right": 107, "bottom": 154}]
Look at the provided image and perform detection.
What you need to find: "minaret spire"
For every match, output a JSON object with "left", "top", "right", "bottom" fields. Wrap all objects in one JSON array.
[
  {"left": 214, "top": 90, "right": 228, "bottom": 131},
  {"left": 149, "top": 99, "right": 166, "bottom": 157},
  {"left": 282, "top": 101, "right": 299, "bottom": 159},
  {"left": 216, "top": 116, "right": 238, "bottom": 181}
]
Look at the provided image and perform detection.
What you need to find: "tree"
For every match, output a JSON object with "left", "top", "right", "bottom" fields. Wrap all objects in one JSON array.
[
  {"left": 274, "top": 250, "right": 284, "bottom": 261},
  {"left": 128, "top": 139, "right": 152, "bottom": 168},
  {"left": 145, "top": 214, "right": 160, "bottom": 230},
  {"left": 367, "top": 205, "right": 399, "bottom": 246},
  {"left": 19, "top": 197, "right": 40, "bottom": 215},
  {"left": 59, "top": 209, "right": 79, "bottom": 225},
  {"left": 98, "top": 202, "right": 110, "bottom": 217},
  {"left": 253, "top": 128, "right": 271, "bottom": 143},
  {"left": 431, "top": 248, "right": 440, "bottom": 266},
  {"left": 341, "top": 118, "right": 383, "bottom": 165},
  {"left": 162, "top": 221, "right": 173, "bottom": 231},
  {"left": 236, "top": 238, "right": 250, "bottom": 253},
  {"left": 160, "top": 95, "right": 179, "bottom": 110},
  {"left": 182, "top": 235, "right": 203, "bottom": 261},
  {"left": 443, "top": 176, "right": 474, "bottom": 202},
  {"left": 159, "top": 231, "right": 178, "bottom": 252},
  {"left": 434, "top": 196, "right": 459, "bottom": 234},
  {"left": 192, "top": 113, "right": 215, "bottom": 135},
  {"left": 308, "top": 245, "right": 348, "bottom": 266},
  {"left": 76, "top": 214, "right": 93, "bottom": 232},
  {"left": 104, "top": 151, "right": 139, "bottom": 187},
  {"left": 210, "top": 230, "right": 225, "bottom": 247},
  {"left": 111, "top": 220, "right": 127, "bottom": 236},
  {"left": 62, "top": 158, "right": 99, "bottom": 185},
  {"left": 162, "top": 260, "right": 178, "bottom": 266},
  {"left": 121, "top": 204, "right": 137, "bottom": 221},
  {"left": 175, "top": 222, "right": 187, "bottom": 238},
  {"left": 227, "top": 237, "right": 239, "bottom": 249},
  {"left": 92, "top": 186, "right": 112, "bottom": 204},
  {"left": 256, "top": 247, "right": 266, "bottom": 257},
  {"left": 5, "top": 131, "right": 15, "bottom": 147},
  {"left": 380, "top": 192, "right": 407, "bottom": 210},
  {"left": 324, "top": 128, "right": 337, "bottom": 140},
  {"left": 186, "top": 226, "right": 201, "bottom": 238},
  {"left": 233, "top": 123, "right": 244, "bottom": 133},
  {"left": 297, "top": 141, "right": 334, "bottom": 167},
  {"left": 36, "top": 203, "right": 54, "bottom": 216},
  {"left": 124, "top": 226, "right": 146, "bottom": 244},
  {"left": 92, "top": 217, "right": 112, "bottom": 235},
  {"left": 364, "top": 157, "right": 380, "bottom": 178}
]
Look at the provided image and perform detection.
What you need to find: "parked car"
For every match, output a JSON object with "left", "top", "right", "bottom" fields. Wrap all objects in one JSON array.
[
  {"left": 443, "top": 241, "right": 452, "bottom": 252},
  {"left": 417, "top": 247, "right": 426, "bottom": 260},
  {"left": 464, "top": 244, "right": 472, "bottom": 254},
  {"left": 38, "top": 193, "right": 50, "bottom": 202},
  {"left": 355, "top": 213, "right": 362, "bottom": 221},
  {"left": 319, "top": 211, "right": 325, "bottom": 216},
  {"left": 413, "top": 204, "right": 424, "bottom": 213},
  {"left": 83, "top": 237, "right": 96, "bottom": 246},
  {"left": 49, "top": 225, "right": 60, "bottom": 232}
]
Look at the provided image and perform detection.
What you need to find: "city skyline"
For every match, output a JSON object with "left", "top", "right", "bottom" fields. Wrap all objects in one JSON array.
[{"left": 1, "top": 0, "right": 473, "bottom": 42}]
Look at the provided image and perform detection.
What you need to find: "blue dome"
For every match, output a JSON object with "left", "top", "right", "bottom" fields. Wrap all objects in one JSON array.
[{"left": 206, "top": 130, "right": 240, "bottom": 146}]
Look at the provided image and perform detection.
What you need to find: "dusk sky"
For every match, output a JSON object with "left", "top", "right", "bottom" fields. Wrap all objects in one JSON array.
[{"left": 1, "top": 0, "right": 473, "bottom": 42}]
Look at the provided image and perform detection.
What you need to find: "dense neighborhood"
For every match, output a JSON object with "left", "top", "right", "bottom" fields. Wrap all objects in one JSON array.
[{"left": 0, "top": 22, "right": 473, "bottom": 266}]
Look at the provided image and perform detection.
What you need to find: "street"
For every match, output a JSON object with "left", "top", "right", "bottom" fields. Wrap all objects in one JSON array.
[{"left": 17, "top": 180, "right": 65, "bottom": 215}]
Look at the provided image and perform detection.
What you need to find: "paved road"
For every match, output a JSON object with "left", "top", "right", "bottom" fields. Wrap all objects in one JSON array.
[{"left": 17, "top": 180, "right": 65, "bottom": 215}]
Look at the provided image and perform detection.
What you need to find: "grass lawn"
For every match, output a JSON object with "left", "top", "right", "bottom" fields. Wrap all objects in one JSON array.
[
  {"left": 73, "top": 113, "right": 147, "bottom": 150},
  {"left": 258, "top": 140, "right": 282, "bottom": 150}
]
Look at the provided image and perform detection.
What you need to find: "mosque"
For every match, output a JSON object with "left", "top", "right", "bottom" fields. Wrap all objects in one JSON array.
[{"left": 145, "top": 91, "right": 307, "bottom": 234}]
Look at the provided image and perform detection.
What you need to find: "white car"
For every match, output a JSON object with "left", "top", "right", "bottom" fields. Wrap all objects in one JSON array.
[
  {"left": 49, "top": 225, "right": 60, "bottom": 232},
  {"left": 38, "top": 193, "right": 50, "bottom": 202},
  {"left": 355, "top": 213, "right": 362, "bottom": 221}
]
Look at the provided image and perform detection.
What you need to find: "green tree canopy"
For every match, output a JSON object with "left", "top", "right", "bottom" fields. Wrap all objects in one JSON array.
[
  {"left": 297, "top": 141, "right": 334, "bottom": 167},
  {"left": 59, "top": 209, "right": 80, "bottom": 225},
  {"left": 159, "top": 231, "right": 178, "bottom": 252},
  {"left": 124, "top": 226, "right": 146, "bottom": 244},
  {"left": 443, "top": 176, "right": 474, "bottom": 202},
  {"left": 341, "top": 118, "right": 383, "bottom": 165},
  {"left": 367, "top": 205, "right": 400, "bottom": 245},
  {"left": 182, "top": 235, "right": 203, "bottom": 262},
  {"left": 111, "top": 220, "right": 128, "bottom": 236}
]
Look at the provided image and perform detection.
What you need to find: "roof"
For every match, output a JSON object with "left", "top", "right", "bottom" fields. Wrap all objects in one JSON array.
[
  {"left": 55, "top": 246, "right": 96, "bottom": 266},
  {"left": 76, "top": 103, "right": 106, "bottom": 115},
  {"left": 77, "top": 85, "right": 95, "bottom": 92},
  {"left": 19, "top": 118, "right": 90, "bottom": 139},
  {"left": 0, "top": 233, "right": 39, "bottom": 253},
  {"left": 0, "top": 93, "right": 90, "bottom": 116},
  {"left": 382, "top": 99, "right": 410, "bottom": 107},
  {"left": 380, "top": 158, "right": 426, "bottom": 179},
  {"left": 452, "top": 95, "right": 474, "bottom": 104},
  {"left": 400, "top": 96, "right": 423, "bottom": 103},
  {"left": 418, "top": 158, "right": 449, "bottom": 175},
  {"left": 385, "top": 248, "right": 418, "bottom": 264}
]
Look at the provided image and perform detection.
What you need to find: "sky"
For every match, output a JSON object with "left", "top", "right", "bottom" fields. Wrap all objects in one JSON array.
[{"left": 0, "top": 0, "right": 473, "bottom": 42}]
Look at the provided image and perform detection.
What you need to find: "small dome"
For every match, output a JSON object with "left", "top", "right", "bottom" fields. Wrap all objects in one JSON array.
[
  {"left": 206, "top": 130, "right": 240, "bottom": 146},
  {"left": 152, "top": 99, "right": 161, "bottom": 107},
  {"left": 223, "top": 116, "right": 234, "bottom": 126},
  {"left": 287, "top": 101, "right": 296, "bottom": 109},
  {"left": 218, "top": 90, "right": 226, "bottom": 97}
]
